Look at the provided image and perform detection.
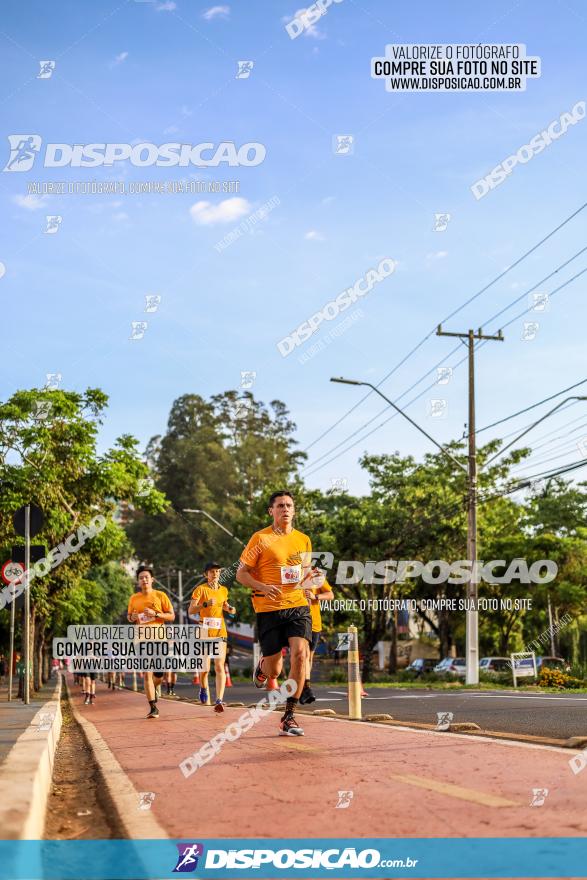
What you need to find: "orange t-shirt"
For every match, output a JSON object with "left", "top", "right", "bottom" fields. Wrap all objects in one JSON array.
[
  {"left": 128, "top": 590, "right": 173, "bottom": 625},
  {"left": 239, "top": 526, "right": 312, "bottom": 613},
  {"left": 309, "top": 580, "right": 333, "bottom": 633}
]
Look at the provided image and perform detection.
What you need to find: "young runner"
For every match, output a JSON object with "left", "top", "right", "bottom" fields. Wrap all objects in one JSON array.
[
  {"left": 188, "top": 562, "right": 236, "bottom": 713},
  {"left": 164, "top": 670, "right": 177, "bottom": 696},
  {"left": 300, "top": 577, "right": 334, "bottom": 704},
  {"left": 127, "top": 565, "right": 175, "bottom": 719},
  {"left": 237, "top": 490, "right": 323, "bottom": 736},
  {"left": 83, "top": 670, "right": 97, "bottom": 705}
]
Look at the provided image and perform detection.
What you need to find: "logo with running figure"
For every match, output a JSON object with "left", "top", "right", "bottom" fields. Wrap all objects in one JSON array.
[
  {"left": 173, "top": 843, "right": 204, "bottom": 872},
  {"left": 4, "top": 135, "right": 42, "bottom": 172}
]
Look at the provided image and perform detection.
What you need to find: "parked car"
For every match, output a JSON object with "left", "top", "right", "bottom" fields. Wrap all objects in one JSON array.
[
  {"left": 537, "top": 656, "right": 571, "bottom": 673},
  {"left": 405, "top": 658, "right": 438, "bottom": 677},
  {"left": 512, "top": 656, "right": 570, "bottom": 676},
  {"left": 434, "top": 657, "right": 466, "bottom": 677},
  {"left": 479, "top": 657, "right": 512, "bottom": 674}
]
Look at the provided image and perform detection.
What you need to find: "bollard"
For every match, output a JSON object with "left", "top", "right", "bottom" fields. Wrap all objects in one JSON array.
[
  {"left": 347, "top": 625, "right": 362, "bottom": 720},
  {"left": 132, "top": 671, "right": 138, "bottom": 692}
]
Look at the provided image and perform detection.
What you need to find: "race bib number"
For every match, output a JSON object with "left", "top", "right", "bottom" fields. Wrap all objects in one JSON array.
[
  {"left": 203, "top": 616, "right": 223, "bottom": 630},
  {"left": 138, "top": 611, "right": 153, "bottom": 623},
  {"left": 280, "top": 564, "right": 302, "bottom": 585}
]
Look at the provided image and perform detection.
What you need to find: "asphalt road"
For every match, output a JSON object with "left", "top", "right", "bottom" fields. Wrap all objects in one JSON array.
[{"left": 169, "top": 678, "right": 587, "bottom": 741}]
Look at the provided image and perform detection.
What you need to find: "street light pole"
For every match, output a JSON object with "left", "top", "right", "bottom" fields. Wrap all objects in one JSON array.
[{"left": 182, "top": 509, "right": 245, "bottom": 546}]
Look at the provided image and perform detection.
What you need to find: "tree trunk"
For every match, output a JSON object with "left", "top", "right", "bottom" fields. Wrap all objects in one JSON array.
[
  {"left": 388, "top": 612, "right": 397, "bottom": 673},
  {"left": 438, "top": 611, "right": 452, "bottom": 658}
]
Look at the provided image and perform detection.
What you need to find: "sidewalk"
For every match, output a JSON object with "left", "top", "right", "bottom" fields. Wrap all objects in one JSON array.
[
  {"left": 71, "top": 677, "right": 587, "bottom": 840},
  {"left": 0, "top": 677, "right": 62, "bottom": 839},
  {"left": 0, "top": 680, "right": 58, "bottom": 766}
]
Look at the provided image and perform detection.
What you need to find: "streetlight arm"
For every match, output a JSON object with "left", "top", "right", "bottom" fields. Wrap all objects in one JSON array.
[
  {"left": 183, "top": 509, "right": 245, "bottom": 545},
  {"left": 330, "top": 377, "right": 468, "bottom": 474},
  {"left": 484, "top": 396, "right": 587, "bottom": 468}
]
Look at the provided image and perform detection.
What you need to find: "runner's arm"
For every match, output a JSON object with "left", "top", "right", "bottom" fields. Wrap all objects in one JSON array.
[
  {"left": 223, "top": 600, "right": 236, "bottom": 615},
  {"left": 236, "top": 563, "right": 282, "bottom": 600}
]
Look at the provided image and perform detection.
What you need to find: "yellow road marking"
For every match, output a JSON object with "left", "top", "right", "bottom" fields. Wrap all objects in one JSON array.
[
  {"left": 281, "top": 742, "right": 321, "bottom": 752},
  {"left": 390, "top": 773, "right": 519, "bottom": 807}
]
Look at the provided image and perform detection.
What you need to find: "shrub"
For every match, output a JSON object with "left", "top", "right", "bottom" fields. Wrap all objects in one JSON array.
[{"left": 538, "top": 667, "right": 583, "bottom": 689}]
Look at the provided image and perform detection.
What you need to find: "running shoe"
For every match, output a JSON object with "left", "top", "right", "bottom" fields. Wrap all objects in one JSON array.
[
  {"left": 169, "top": 688, "right": 176, "bottom": 696},
  {"left": 146, "top": 705, "right": 160, "bottom": 719},
  {"left": 253, "top": 659, "right": 267, "bottom": 689},
  {"left": 199, "top": 687, "right": 208, "bottom": 705},
  {"left": 299, "top": 684, "right": 316, "bottom": 705},
  {"left": 83, "top": 694, "right": 90, "bottom": 705},
  {"left": 90, "top": 695, "right": 96, "bottom": 705},
  {"left": 279, "top": 713, "right": 304, "bottom": 736},
  {"left": 214, "top": 699, "right": 225, "bottom": 713}
]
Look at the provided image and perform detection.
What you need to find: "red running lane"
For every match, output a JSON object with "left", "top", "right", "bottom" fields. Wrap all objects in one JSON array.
[{"left": 74, "top": 681, "right": 587, "bottom": 840}]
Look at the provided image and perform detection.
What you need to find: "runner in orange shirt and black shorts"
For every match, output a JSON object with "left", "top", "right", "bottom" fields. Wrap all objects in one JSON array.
[
  {"left": 127, "top": 565, "right": 175, "bottom": 719},
  {"left": 237, "top": 490, "right": 325, "bottom": 736}
]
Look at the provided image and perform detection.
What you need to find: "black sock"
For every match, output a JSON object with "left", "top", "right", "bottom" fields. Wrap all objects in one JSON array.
[
  {"left": 285, "top": 697, "right": 298, "bottom": 715},
  {"left": 149, "top": 699, "right": 157, "bottom": 709},
  {"left": 305, "top": 679, "right": 311, "bottom": 687}
]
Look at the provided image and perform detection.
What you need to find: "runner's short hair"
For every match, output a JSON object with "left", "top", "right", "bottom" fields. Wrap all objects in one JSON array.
[
  {"left": 136, "top": 564, "right": 154, "bottom": 579},
  {"left": 268, "top": 490, "right": 294, "bottom": 507}
]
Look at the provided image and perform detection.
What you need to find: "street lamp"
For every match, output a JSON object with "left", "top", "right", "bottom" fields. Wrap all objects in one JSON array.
[
  {"left": 484, "top": 396, "right": 587, "bottom": 467},
  {"left": 182, "top": 509, "right": 245, "bottom": 546},
  {"left": 330, "top": 376, "right": 477, "bottom": 677}
]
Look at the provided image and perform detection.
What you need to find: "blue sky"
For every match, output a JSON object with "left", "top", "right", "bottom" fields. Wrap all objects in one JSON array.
[{"left": 1, "top": 0, "right": 586, "bottom": 496}]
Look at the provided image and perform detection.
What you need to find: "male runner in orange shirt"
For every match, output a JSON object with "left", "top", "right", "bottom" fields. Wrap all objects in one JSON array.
[
  {"left": 300, "top": 577, "right": 334, "bottom": 704},
  {"left": 237, "top": 490, "right": 323, "bottom": 736},
  {"left": 127, "top": 565, "right": 175, "bottom": 719}
]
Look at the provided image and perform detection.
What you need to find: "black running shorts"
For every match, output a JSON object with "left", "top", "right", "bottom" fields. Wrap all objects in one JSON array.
[{"left": 257, "top": 607, "right": 312, "bottom": 657}]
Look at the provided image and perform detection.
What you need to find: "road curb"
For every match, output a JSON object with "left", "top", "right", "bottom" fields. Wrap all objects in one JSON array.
[
  {"left": 0, "top": 676, "right": 62, "bottom": 839},
  {"left": 65, "top": 677, "right": 168, "bottom": 839}
]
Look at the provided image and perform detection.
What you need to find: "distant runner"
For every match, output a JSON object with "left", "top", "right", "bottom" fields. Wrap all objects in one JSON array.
[
  {"left": 237, "top": 490, "right": 324, "bottom": 736},
  {"left": 127, "top": 565, "right": 175, "bottom": 719},
  {"left": 300, "top": 576, "right": 334, "bottom": 704},
  {"left": 188, "top": 562, "right": 235, "bottom": 713}
]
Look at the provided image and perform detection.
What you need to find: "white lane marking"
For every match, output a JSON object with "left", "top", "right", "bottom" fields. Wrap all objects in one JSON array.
[
  {"left": 328, "top": 690, "right": 347, "bottom": 695},
  {"left": 315, "top": 698, "right": 342, "bottom": 702}
]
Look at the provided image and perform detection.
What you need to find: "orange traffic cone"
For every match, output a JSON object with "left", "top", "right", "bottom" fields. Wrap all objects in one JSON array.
[
  {"left": 192, "top": 672, "right": 200, "bottom": 685},
  {"left": 266, "top": 678, "right": 279, "bottom": 690},
  {"left": 224, "top": 663, "right": 232, "bottom": 688}
]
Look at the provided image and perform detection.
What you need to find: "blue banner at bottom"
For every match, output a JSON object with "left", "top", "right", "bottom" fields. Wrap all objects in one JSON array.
[{"left": 0, "top": 838, "right": 585, "bottom": 879}]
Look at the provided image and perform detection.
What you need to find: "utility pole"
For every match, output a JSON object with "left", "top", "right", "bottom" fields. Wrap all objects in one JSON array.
[{"left": 436, "top": 326, "right": 504, "bottom": 685}]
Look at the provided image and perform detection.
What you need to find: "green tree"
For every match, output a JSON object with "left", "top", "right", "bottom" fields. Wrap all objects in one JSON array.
[{"left": 0, "top": 388, "right": 167, "bottom": 688}]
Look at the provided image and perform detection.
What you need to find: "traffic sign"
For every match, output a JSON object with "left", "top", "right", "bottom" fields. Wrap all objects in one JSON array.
[
  {"left": 11, "top": 545, "right": 45, "bottom": 565},
  {"left": 1, "top": 560, "right": 25, "bottom": 586},
  {"left": 13, "top": 504, "right": 44, "bottom": 538}
]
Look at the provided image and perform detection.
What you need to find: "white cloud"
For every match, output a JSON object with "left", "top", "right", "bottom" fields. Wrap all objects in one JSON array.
[
  {"left": 321, "top": 196, "right": 335, "bottom": 206},
  {"left": 426, "top": 250, "right": 448, "bottom": 261},
  {"left": 12, "top": 193, "right": 48, "bottom": 211},
  {"left": 283, "top": 9, "right": 326, "bottom": 39},
  {"left": 180, "top": 105, "right": 192, "bottom": 117},
  {"left": 112, "top": 51, "right": 128, "bottom": 66},
  {"left": 304, "top": 229, "right": 325, "bottom": 241},
  {"left": 156, "top": 0, "right": 176, "bottom": 9},
  {"left": 190, "top": 197, "right": 250, "bottom": 225},
  {"left": 163, "top": 124, "right": 180, "bottom": 135},
  {"left": 113, "top": 212, "right": 129, "bottom": 222},
  {"left": 202, "top": 5, "right": 229, "bottom": 20}
]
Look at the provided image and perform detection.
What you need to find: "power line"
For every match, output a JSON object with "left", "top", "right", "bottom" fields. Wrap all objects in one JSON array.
[
  {"left": 304, "top": 258, "right": 587, "bottom": 477},
  {"left": 303, "top": 203, "right": 587, "bottom": 455}
]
